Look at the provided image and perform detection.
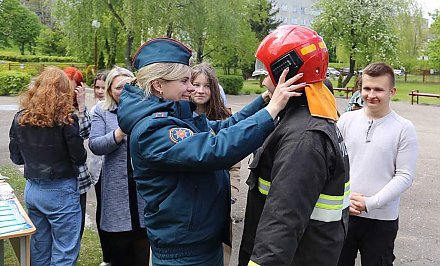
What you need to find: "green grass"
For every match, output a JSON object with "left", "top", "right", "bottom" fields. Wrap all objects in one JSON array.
[
  {"left": 0, "top": 165, "right": 103, "bottom": 266},
  {"left": 0, "top": 47, "right": 21, "bottom": 56},
  {"left": 0, "top": 62, "right": 88, "bottom": 76},
  {"left": 243, "top": 79, "right": 265, "bottom": 94}
]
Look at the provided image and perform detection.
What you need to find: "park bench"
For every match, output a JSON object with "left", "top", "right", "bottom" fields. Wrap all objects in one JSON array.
[
  {"left": 333, "top": 87, "right": 355, "bottom": 99},
  {"left": 409, "top": 90, "right": 440, "bottom": 104}
]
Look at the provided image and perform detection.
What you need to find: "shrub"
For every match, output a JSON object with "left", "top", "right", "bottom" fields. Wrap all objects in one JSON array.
[
  {"left": 0, "top": 71, "right": 31, "bottom": 95},
  {"left": 0, "top": 54, "right": 78, "bottom": 63},
  {"left": 84, "top": 65, "right": 95, "bottom": 86},
  {"left": 218, "top": 75, "right": 243, "bottom": 95}
]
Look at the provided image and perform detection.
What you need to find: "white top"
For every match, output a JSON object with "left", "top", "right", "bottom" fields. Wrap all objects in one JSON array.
[{"left": 337, "top": 109, "right": 418, "bottom": 220}]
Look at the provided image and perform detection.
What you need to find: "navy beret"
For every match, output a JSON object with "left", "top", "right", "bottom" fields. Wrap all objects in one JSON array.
[{"left": 132, "top": 37, "right": 192, "bottom": 70}]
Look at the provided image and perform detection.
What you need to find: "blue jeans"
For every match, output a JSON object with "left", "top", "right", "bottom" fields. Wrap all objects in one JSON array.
[
  {"left": 25, "top": 178, "right": 81, "bottom": 266},
  {"left": 152, "top": 244, "right": 223, "bottom": 266}
]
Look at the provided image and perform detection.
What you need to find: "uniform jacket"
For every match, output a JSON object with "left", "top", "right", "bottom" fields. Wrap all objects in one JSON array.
[
  {"left": 241, "top": 94, "right": 349, "bottom": 266},
  {"left": 117, "top": 84, "right": 275, "bottom": 259},
  {"left": 9, "top": 111, "right": 86, "bottom": 179},
  {"left": 89, "top": 103, "right": 145, "bottom": 232}
]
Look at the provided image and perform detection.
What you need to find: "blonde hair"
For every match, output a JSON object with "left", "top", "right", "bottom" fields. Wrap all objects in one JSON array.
[
  {"left": 136, "top": 63, "right": 191, "bottom": 97},
  {"left": 103, "top": 66, "right": 134, "bottom": 111}
]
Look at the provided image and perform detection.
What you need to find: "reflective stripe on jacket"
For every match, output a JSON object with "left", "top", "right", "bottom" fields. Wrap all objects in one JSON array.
[{"left": 258, "top": 177, "right": 350, "bottom": 222}]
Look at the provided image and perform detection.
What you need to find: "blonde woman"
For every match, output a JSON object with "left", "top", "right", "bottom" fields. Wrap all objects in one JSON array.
[
  {"left": 117, "top": 37, "right": 304, "bottom": 265},
  {"left": 89, "top": 67, "right": 149, "bottom": 266}
]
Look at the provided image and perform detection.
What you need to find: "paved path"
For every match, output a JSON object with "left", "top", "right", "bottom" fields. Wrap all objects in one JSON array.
[{"left": 1, "top": 93, "right": 439, "bottom": 265}]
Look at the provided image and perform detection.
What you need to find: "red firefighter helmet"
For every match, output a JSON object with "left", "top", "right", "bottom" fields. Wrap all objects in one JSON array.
[{"left": 253, "top": 25, "right": 328, "bottom": 86}]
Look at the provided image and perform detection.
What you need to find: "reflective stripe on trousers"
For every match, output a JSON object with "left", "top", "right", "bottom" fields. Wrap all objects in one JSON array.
[{"left": 257, "top": 177, "right": 350, "bottom": 222}]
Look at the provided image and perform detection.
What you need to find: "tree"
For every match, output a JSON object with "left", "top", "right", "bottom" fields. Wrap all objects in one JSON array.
[
  {"left": 53, "top": 0, "right": 259, "bottom": 72},
  {"left": 428, "top": 10, "right": 440, "bottom": 69},
  {"left": 10, "top": 1, "right": 42, "bottom": 54},
  {"left": 0, "top": 0, "right": 15, "bottom": 47},
  {"left": 241, "top": 0, "right": 282, "bottom": 79},
  {"left": 36, "top": 27, "right": 67, "bottom": 56},
  {"left": 247, "top": 0, "right": 282, "bottom": 41},
  {"left": 313, "top": 0, "right": 399, "bottom": 87},
  {"left": 394, "top": 0, "right": 429, "bottom": 72}
]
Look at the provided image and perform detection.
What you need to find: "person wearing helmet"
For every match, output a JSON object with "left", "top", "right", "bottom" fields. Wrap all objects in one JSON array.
[
  {"left": 117, "top": 37, "right": 306, "bottom": 265},
  {"left": 238, "top": 25, "right": 350, "bottom": 266}
]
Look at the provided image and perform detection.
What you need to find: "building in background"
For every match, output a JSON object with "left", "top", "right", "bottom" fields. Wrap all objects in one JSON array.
[{"left": 271, "top": 0, "right": 319, "bottom": 27}]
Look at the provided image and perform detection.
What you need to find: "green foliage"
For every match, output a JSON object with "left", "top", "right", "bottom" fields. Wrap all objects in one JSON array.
[
  {"left": 242, "top": 79, "right": 265, "bottom": 94},
  {"left": 98, "top": 51, "right": 105, "bottom": 70},
  {"left": 84, "top": 65, "right": 96, "bottom": 86},
  {"left": 53, "top": 0, "right": 260, "bottom": 71},
  {"left": 0, "top": 54, "right": 78, "bottom": 63},
  {"left": 313, "top": 0, "right": 400, "bottom": 86},
  {"left": 247, "top": 0, "right": 282, "bottom": 41},
  {"left": 8, "top": 0, "right": 42, "bottom": 55},
  {"left": 218, "top": 75, "right": 244, "bottom": 95},
  {"left": 0, "top": 71, "right": 31, "bottom": 95},
  {"left": 394, "top": 1, "right": 428, "bottom": 70},
  {"left": 428, "top": 10, "right": 440, "bottom": 69},
  {"left": 36, "top": 27, "right": 67, "bottom": 56}
]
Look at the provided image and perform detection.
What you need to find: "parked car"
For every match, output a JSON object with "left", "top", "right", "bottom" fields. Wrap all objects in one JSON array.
[
  {"left": 327, "top": 67, "right": 340, "bottom": 77},
  {"left": 393, "top": 69, "right": 405, "bottom": 76},
  {"left": 339, "top": 67, "right": 352, "bottom": 76}
]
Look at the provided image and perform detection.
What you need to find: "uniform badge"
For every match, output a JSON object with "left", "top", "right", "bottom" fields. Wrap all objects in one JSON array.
[
  {"left": 154, "top": 112, "right": 168, "bottom": 118},
  {"left": 169, "top": 128, "right": 194, "bottom": 143}
]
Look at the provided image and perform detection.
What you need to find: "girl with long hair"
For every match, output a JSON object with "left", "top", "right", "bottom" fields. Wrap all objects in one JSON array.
[{"left": 9, "top": 67, "right": 86, "bottom": 265}]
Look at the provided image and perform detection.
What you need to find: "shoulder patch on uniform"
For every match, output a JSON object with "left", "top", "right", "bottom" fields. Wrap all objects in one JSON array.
[
  {"left": 153, "top": 112, "right": 168, "bottom": 118},
  {"left": 169, "top": 127, "right": 194, "bottom": 143}
]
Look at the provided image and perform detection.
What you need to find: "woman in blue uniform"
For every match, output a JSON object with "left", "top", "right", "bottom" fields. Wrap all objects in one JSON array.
[{"left": 117, "top": 37, "right": 305, "bottom": 266}]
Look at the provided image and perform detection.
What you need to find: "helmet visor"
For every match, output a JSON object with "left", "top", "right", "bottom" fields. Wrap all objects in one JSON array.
[{"left": 252, "top": 59, "right": 268, "bottom": 77}]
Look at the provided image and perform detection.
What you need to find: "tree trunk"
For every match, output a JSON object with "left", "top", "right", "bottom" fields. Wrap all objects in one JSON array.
[
  {"left": 342, "top": 56, "right": 356, "bottom": 87},
  {"left": 19, "top": 44, "right": 25, "bottom": 55},
  {"left": 107, "top": 0, "right": 132, "bottom": 70},
  {"left": 166, "top": 23, "right": 173, "bottom": 38},
  {"left": 106, "top": 24, "right": 118, "bottom": 68},
  {"left": 125, "top": 32, "right": 134, "bottom": 71},
  {"left": 196, "top": 37, "right": 204, "bottom": 63}
]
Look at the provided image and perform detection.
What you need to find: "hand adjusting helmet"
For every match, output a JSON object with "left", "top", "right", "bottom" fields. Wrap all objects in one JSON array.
[{"left": 253, "top": 25, "right": 329, "bottom": 86}]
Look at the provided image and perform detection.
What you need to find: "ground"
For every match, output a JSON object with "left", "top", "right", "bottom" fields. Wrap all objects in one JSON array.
[{"left": 1, "top": 93, "right": 439, "bottom": 265}]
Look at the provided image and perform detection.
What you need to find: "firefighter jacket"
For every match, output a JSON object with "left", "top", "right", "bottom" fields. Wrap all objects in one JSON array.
[{"left": 239, "top": 94, "right": 350, "bottom": 266}]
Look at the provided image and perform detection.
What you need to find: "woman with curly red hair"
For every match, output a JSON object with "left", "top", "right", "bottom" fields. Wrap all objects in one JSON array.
[{"left": 9, "top": 67, "right": 86, "bottom": 265}]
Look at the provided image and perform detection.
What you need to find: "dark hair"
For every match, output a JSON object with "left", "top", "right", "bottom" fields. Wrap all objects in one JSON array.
[
  {"left": 93, "top": 71, "right": 108, "bottom": 87},
  {"left": 191, "top": 63, "right": 230, "bottom": 120},
  {"left": 93, "top": 71, "right": 109, "bottom": 99},
  {"left": 323, "top": 78, "right": 334, "bottom": 94},
  {"left": 362, "top": 62, "right": 395, "bottom": 87}
]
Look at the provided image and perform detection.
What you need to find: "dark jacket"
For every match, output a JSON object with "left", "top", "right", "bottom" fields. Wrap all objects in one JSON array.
[
  {"left": 239, "top": 94, "right": 350, "bottom": 266},
  {"left": 9, "top": 111, "right": 86, "bottom": 180},
  {"left": 117, "top": 84, "right": 275, "bottom": 259}
]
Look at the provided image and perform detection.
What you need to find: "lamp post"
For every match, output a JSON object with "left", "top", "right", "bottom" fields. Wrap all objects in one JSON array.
[{"left": 92, "top": 20, "right": 101, "bottom": 73}]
